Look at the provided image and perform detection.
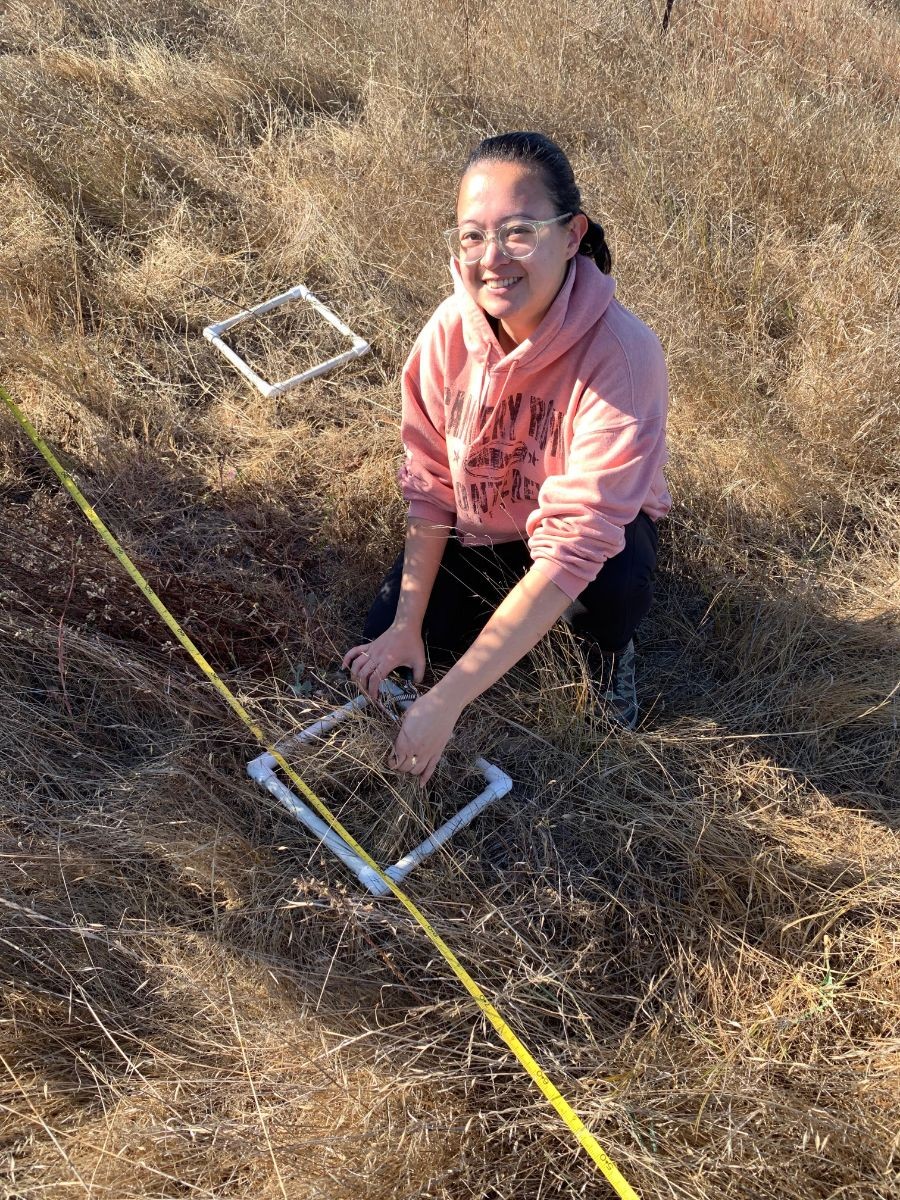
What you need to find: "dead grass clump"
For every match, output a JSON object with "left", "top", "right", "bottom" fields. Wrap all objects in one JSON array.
[
  {"left": 784, "top": 221, "right": 900, "bottom": 481},
  {"left": 272, "top": 697, "right": 495, "bottom": 865}
]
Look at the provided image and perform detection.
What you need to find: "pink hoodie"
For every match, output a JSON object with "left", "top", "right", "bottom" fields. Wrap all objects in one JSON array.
[{"left": 397, "top": 253, "right": 671, "bottom": 600}]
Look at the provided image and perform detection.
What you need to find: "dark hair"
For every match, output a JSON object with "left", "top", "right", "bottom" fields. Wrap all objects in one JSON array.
[{"left": 461, "top": 131, "right": 612, "bottom": 275}]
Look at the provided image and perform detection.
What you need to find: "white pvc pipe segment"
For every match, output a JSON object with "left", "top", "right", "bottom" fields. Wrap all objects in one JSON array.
[
  {"left": 387, "top": 759, "right": 512, "bottom": 881},
  {"left": 258, "top": 766, "right": 375, "bottom": 881},
  {"left": 204, "top": 333, "right": 276, "bottom": 397},
  {"left": 266, "top": 344, "right": 369, "bottom": 397},
  {"left": 246, "top": 680, "right": 513, "bottom": 896}
]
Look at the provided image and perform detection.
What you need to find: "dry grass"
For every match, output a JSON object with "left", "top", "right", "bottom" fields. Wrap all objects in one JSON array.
[{"left": 1, "top": 0, "right": 898, "bottom": 1196}]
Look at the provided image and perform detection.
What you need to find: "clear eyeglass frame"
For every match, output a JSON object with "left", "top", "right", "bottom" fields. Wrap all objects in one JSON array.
[{"left": 443, "top": 213, "right": 574, "bottom": 263}]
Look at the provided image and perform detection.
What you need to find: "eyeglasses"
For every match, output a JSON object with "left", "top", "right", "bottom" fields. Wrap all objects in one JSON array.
[{"left": 443, "top": 213, "right": 573, "bottom": 263}]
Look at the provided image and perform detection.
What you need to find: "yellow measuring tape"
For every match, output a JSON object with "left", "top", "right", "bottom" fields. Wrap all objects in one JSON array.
[{"left": 1, "top": 384, "right": 640, "bottom": 1200}]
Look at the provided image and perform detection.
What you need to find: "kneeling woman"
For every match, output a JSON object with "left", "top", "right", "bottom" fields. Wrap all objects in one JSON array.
[{"left": 343, "top": 131, "right": 671, "bottom": 784}]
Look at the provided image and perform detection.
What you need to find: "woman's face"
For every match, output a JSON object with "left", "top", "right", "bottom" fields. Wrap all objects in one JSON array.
[{"left": 455, "top": 161, "right": 587, "bottom": 346}]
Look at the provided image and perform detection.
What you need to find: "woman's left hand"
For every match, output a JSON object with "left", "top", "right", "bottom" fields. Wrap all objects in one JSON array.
[{"left": 389, "top": 685, "right": 462, "bottom": 787}]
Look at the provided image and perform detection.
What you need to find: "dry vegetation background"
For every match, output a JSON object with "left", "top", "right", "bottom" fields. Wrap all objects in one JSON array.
[{"left": 1, "top": 0, "right": 898, "bottom": 1196}]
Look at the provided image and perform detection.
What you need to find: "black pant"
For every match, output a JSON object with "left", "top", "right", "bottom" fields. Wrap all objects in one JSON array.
[{"left": 362, "top": 512, "right": 658, "bottom": 665}]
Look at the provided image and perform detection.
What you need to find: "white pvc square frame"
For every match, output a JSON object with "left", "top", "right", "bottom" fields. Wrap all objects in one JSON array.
[
  {"left": 247, "top": 679, "right": 513, "bottom": 897},
  {"left": 204, "top": 283, "right": 369, "bottom": 398}
]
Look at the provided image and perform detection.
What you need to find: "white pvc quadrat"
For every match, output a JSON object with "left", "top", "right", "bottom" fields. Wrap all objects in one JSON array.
[
  {"left": 203, "top": 283, "right": 369, "bottom": 398},
  {"left": 247, "top": 679, "right": 513, "bottom": 897}
]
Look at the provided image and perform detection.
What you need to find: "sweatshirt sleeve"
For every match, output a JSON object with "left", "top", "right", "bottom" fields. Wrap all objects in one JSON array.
[
  {"left": 396, "top": 314, "right": 457, "bottom": 528},
  {"left": 525, "top": 335, "right": 669, "bottom": 601}
]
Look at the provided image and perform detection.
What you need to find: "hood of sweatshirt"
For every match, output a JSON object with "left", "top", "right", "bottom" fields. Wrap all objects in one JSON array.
[{"left": 449, "top": 251, "right": 618, "bottom": 373}]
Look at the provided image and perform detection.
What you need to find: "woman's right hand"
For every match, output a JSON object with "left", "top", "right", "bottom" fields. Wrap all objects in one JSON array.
[{"left": 341, "top": 624, "right": 427, "bottom": 702}]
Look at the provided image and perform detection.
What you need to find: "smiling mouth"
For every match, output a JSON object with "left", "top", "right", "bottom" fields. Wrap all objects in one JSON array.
[{"left": 483, "top": 277, "right": 523, "bottom": 291}]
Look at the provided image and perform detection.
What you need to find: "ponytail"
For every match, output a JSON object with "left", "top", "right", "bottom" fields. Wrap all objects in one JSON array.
[{"left": 577, "top": 213, "right": 612, "bottom": 275}]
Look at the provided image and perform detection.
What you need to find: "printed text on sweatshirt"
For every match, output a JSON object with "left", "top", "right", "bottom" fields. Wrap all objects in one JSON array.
[{"left": 397, "top": 253, "right": 671, "bottom": 600}]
